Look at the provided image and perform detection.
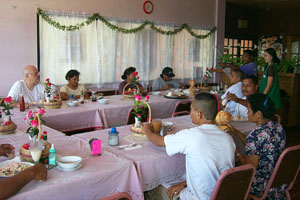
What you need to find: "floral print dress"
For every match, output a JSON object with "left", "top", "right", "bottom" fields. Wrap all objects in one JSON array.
[{"left": 245, "top": 121, "right": 286, "bottom": 199}]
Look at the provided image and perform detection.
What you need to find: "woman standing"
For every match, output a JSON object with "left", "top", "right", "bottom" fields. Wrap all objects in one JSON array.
[
  {"left": 259, "top": 48, "right": 282, "bottom": 110},
  {"left": 227, "top": 93, "right": 286, "bottom": 198}
]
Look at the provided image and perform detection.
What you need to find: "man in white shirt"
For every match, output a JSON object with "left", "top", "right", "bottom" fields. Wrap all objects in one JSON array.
[
  {"left": 8, "top": 65, "right": 44, "bottom": 108},
  {"left": 152, "top": 67, "right": 180, "bottom": 91},
  {"left": 221, "top": 69, "right": 244, "bottom": 115},
  {"left": 228, "top": 75, "right": 259, "bottom": 120},
  {"left": 142, "top": 93, "right": 235, "bottom": 200}
]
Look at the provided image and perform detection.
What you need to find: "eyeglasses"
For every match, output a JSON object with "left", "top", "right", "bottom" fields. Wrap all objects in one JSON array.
[{"left": 28, "top": 72, "right": 40, "bottom": 76}]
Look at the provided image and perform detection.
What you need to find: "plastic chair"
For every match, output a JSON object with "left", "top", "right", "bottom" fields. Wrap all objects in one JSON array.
[
  {"left": 98, "top": 192, "right": 132, "bottom": 200},
  {"left": 126, "top": 106, "right": 149, "bottom": 125},
  {"left": 248, "top": 144, "right": 300, "bottom": 200},
  {"left": 172, "top": 100, "right": 192, "bottom": 117},
  {"left": 210, "top": 164, "right": 255, "bottom": 200}
]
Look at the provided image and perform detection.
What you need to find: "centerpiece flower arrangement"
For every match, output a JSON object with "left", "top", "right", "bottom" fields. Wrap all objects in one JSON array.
[
  {"left": 130, "top": 95, "right": 151, "bottom": 136},
  {"left": 24, "top": 108, "right": 45, "bottom": 138},
  {"left": 20, "top": 108, "right": 50, "bottom": 163},
  {"left": 44, "top": 78, "right": 52, "bottom": 102},
  {"left": 123, "top": 72, "right": 140, "bottom": 97},
  {"left": 42, "top": 78, "right": 62, "bottom": 109},
  {"left": 1, "top": 96, "right": 13, "bottom": 122},
  {"left": 202, "top": 67, "right": 213, "bottom": 87}
]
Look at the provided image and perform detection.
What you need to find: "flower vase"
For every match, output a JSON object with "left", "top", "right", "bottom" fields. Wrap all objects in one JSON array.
[
  {"left": 4, "top": 114, "right": 11, "bottom": 122},
  {"left": 45, "top": 96, "right": 50, "bottom": 102},
  {"left": 134, "top": 117, "right": 141, "bottom": 128}
]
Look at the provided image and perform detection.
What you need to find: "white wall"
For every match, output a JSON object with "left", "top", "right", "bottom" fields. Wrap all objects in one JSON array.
[{"left": 0, "top": 0, "right": 225, "bottom": 95}]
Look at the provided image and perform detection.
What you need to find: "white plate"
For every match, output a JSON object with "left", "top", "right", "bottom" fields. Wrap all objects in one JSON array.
[
  {"left": 67, "top": 101, "right": 79, "bottom": 107},
  {"left": 0, "top": 157, "right": 34, "bottom": 177},
  {"left": 57, "top": 164, "right": 82, "bottom": 172},
  {"left": 151, "top": 91, "right": 160, "bottom": 96}
]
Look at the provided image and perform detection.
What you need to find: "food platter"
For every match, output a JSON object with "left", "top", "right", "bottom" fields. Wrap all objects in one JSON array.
[
  {"left": 0, "top": 158, "right": 33, "bottom": 177},
  {"left": 164, "top": 95, "right": 189, "bottom": 99}
]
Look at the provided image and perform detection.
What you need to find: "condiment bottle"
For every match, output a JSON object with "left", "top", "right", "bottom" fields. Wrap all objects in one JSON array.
[
  {"left": 20, "top": 94, "right": 25, "bottom": 112},
  {"left": 108, "top": 127, "right": 119, "bottom": 146},
  {"left": 69, "top": 94, "right": 74, "bottom": 102},
  {"left": 48, "top": 144, "right": 57, "bottom": 166},
  {"left": 43, "top": 131, "right": 48, "bottom": 145},
  {"left": 80, "top": 91, "right": 84, "bottom": 104}
]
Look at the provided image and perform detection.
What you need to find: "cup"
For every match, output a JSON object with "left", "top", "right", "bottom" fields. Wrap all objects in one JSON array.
[{"left": 152, "top": 119, "right": 162, "bottom": 134}]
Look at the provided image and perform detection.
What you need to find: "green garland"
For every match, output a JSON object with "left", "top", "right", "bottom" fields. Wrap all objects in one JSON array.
[{"left": 37, "top": 8, "right": 216, "bottom": 39}]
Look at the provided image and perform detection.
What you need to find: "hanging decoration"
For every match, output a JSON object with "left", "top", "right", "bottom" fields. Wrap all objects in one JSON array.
[{"left": 37, "top": 8, "right": 216, "bottom": 39}]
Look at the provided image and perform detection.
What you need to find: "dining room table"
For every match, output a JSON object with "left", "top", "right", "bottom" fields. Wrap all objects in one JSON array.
[
  {"left": 0, "top": 133, "right": 144, "bottom": 200},
  {"left": 9, "top": 94, "right": 190, "bottom": 132},
  {"left": 71, "top": 115, "right": 256, "bottom": 191}
]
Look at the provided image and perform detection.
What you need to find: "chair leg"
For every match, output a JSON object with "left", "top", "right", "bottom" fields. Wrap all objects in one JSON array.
[{"left": 286, "top": 190, "right": 291, "bottom": 200}]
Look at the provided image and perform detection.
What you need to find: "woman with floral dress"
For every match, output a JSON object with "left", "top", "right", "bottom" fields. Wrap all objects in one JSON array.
[{"left": 227, "top": 93, "right": 286, "bottom": 199}]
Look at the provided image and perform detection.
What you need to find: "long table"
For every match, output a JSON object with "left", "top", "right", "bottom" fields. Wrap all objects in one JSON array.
[
  {"left": 72, "top": 115, "right": 256, "bottom": 191},
  {"left": 10, "top": 95, "right": 188, "bottom": 132},
  {"left": 1, "top": 131, "right": 144, "bottom": 200}
]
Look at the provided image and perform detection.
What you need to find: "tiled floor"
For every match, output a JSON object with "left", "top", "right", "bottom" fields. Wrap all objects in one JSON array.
[{"left": 285, "top": 125, "right": 300, "bottom": 200}]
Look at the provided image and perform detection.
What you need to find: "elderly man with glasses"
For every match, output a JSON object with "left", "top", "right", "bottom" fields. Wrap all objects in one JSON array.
[{"left": 8, "top": 65, "right": 45, "bottom": 108}]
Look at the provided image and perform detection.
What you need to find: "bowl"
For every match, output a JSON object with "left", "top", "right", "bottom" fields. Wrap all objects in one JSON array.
[
  {"left": 67, "top": 101, "right": 78, "bottom": 107},
  {"left": 57, "top": 156, "right": 82, "bottom": 169},
  {"left": 97, "top": 98, "right": 109, "bottom": 104},
  {"left": 163, "top": 122, "right": 173, "bottom": 130}
]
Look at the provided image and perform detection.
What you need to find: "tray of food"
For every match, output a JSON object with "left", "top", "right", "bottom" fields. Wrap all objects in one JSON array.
[{"left": 0, "top": 158, "right": 33, "bottom": 177}]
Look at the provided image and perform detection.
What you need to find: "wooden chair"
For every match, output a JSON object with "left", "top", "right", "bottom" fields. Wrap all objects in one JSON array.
[
  {"left": 98, "top": 192, "right": 132, "bottom": 200},
  {"left": 126, "top": 106, "right": 149, "bottom": 125},
  {"left": 248, "top": 144, "right": 300, "bottom": 200},
  {"left": 210, "top": 164, "right": 255, "bottom": 200},
  {"left": 172, "top": 100, "right": 191, "bottom": 117}
]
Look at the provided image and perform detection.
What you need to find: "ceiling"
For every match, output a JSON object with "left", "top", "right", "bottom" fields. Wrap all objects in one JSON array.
[{"left": 226, "top": 0, "right": 300, "bottom": 11}]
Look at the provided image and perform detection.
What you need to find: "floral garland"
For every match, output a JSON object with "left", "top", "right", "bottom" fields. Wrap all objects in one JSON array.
[{"left": 37, "top": 8, "right": 216, "bottom": 39}]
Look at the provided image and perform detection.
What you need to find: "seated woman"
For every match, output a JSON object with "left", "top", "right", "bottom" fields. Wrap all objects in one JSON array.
[
  {"left": 227, "top": 93, "right": 286, "bottom": 198},
  {"left": 118, "top": 67, "right": 143, "bottom": 95},
  {"left": 60, "top": 70, "right": 89, "bottom": 100}
]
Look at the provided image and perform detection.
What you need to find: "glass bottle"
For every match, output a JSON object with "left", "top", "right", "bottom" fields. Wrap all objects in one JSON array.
[
  {"left": 69, "top": 94, "right": 74, "bottom": 102},
  {"left": 108, "top": 127, "right": 119, "bottom": 146},
  {"left": 20, "top": 94, "right": 25, "bottom": 112},
  {"left": 80, "top": 91, "right": 84, "bottom": 104}
]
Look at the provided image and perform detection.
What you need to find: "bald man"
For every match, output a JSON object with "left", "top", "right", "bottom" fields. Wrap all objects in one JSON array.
[{"left": 8, "top": 65, "right": 45, "bottom": 107}]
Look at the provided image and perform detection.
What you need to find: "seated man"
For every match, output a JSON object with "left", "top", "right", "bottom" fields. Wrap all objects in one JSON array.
[
  {"left": 8, "top": 65, "right": 44, "bottom": 108},
  {"left": 0, "top": 144, "right": 47, "bottom": 199},
  {"left": 221, "top": 50, "right": 257, "bottom": 76},
  {"left": 142, "top": 93, "right": 235, "bottom": 200},
  {"left": 228, "top": 75, "right": 258, "bottom": 119},
  {"left": 152, "top": 67, "right": 179, "bottom": 91},
  {"left": 221, "top": 69, "right": 244, "bottom": 115}
]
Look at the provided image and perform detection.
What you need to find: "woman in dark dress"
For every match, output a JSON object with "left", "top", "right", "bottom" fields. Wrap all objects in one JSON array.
[{"left": 227, "top": 93, "right": 286, "bottom": 199}]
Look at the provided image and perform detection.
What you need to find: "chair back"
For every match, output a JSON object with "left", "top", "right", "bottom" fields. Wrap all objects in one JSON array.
[
  {"left": 172, "top": 100, "right": 191, "bottom": 117},
  {"left": 210, "top": 164, "right": 255, "bottom": 200},
  {"left": 98, "top": 192, "right": 132, "bottom": 200},
  {"left": 126, "top": 106, "right": 149, "bottom": 125},
  {"left": 250, "top": 144, "right": 300, "bottom": 200}
]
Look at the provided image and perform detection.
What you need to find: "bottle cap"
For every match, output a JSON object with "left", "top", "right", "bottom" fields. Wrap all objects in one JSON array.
[
  {"left": 109, "top": 127, "right": 118, "bottom": 134},
  {"left": 49, "top": 144, "right": 56, "bottom": 152},
  {"left": 43, "top": 131, "right": 47, "bottom": 135},
  {"left": 70, "top": 94, "right": 74, "bottom": 99}
]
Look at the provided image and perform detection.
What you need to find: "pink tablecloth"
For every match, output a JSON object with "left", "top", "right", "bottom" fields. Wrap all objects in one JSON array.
[
  {"left": 97, "top": 95, "right": 190, "bottom": 128},
  {"left": 0, "top": 136, "right": 143, "bottom": 200},
  {"left": 72, "top": 115, "right": 257, "bottom": 191},
  {"left": 10, "top": 102, "right": 103, "bottom": 132}
]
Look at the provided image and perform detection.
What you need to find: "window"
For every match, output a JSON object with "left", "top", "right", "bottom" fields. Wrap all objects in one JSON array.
[
  {"left": 224, "top": 38, "right": 254, "bottom": 58},
  {"left": 39, "top": 11, "right": 215, "bottom": 88}
]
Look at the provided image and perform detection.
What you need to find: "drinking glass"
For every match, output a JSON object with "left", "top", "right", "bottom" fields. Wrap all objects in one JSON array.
[
  {"left": 152, "top": 119, "right": 162, "bottom": 134},
  {"left": 30, "top": 138, "right": 43, "bottom": 164}
]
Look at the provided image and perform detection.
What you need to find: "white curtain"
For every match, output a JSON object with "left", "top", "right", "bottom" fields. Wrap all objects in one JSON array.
[{"left": 40, "top": 11, "right": 215, "bottom": 88}]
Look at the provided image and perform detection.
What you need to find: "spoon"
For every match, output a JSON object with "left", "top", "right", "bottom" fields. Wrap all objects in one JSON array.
[{"left": 118, "top": 143, "right": 137, "bottom": 150}]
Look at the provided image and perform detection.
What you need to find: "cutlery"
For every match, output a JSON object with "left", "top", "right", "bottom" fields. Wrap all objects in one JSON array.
[{"left": 118, "top": 143, "right": 137, "bottom": 150}]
